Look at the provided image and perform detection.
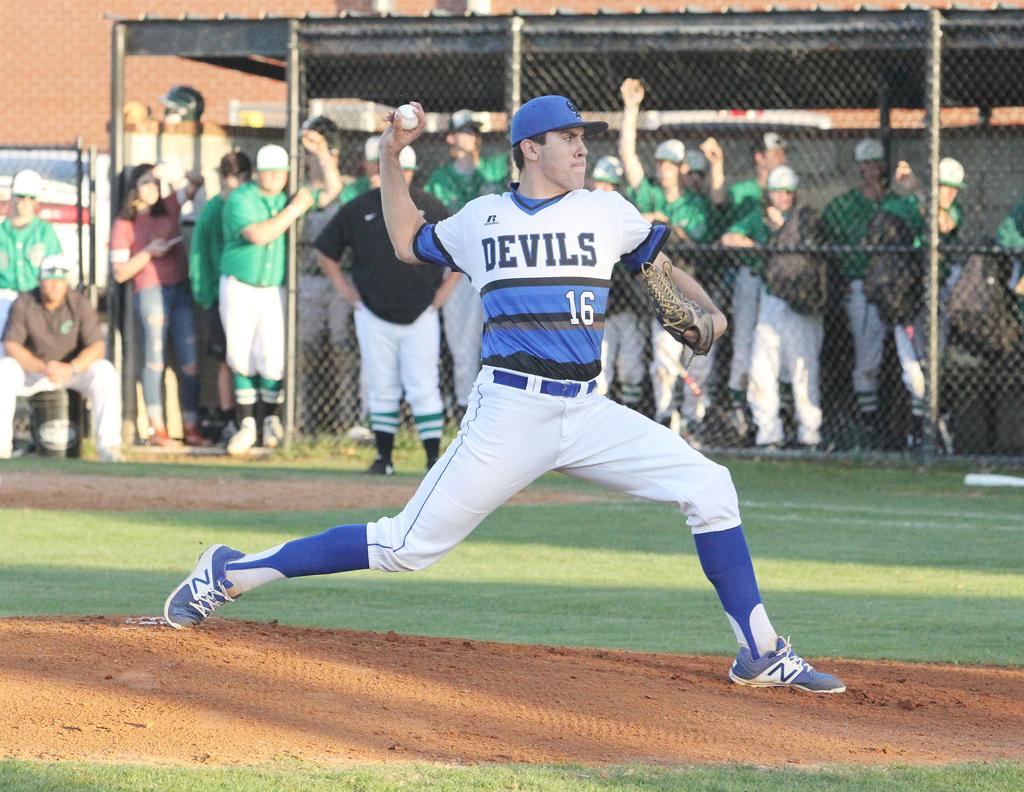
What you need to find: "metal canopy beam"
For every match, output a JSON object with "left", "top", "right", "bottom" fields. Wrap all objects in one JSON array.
[{"left": 123, "top": 18, "right": 290, "bottom": 58}]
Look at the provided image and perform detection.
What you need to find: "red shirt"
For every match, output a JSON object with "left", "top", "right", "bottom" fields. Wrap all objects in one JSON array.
[{"left": 110, "top": 193, "right": 187, "bottom": 291}]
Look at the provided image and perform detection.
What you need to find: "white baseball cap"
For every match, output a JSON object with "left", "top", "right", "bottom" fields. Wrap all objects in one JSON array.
[
  {"left": 399, "top": 146, "right": 417, "bottom": 171},
  {"left": 592, "top": 155, "right": 624, "bottom": 184},
  {"left": 767, "top": 164, "right": 799, "bottom": 192},
  {"left": 939, "top": 157, "right": 966, "bottom": 189},
  {"left": 11, "top": 169, "right": 42, "bottom": 198},
  {"left": 255, "top": 144, "right": 289, "bottom": 172},
  {"left": 760, "top": 132, "right": 787, "bottom": 152},
  {"left": 364, "top": 135, "right": 381, "bottom": 163},
  {"left": 39, "top": 255, "right": 71, "bottom": 281},
  {"left": 654, "top": 139, "right": 685, "bottom": 164},
  {"left": 854, "top": 138, "right": 885, "bottom": 162},
  {"left": 684, "top": 149, "right": 709, "bottom": 173}
]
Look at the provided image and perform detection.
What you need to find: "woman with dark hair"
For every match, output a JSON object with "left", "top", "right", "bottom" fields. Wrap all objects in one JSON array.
[{"left": 110, "top": 162, "right": 208, "bottom": 446}]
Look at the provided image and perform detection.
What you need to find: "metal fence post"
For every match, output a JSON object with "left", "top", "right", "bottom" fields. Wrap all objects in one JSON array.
[
  {"left": 923, "top": 9, "right": 943, "bottom": 461},
  {"left": 110, "top": 22, "right": 135, "bottom": 445},
  {"left": 506, "top": 15, "right": 524, "bottom": 179},
  {"left": 284, "top": 19, "right": 301, "bottom": 449}
]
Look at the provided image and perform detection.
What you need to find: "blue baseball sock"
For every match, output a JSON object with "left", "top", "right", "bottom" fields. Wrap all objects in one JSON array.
[
  {"left": 224, "top": 523, "right": 369, "bottom": 594},
  {"left": 694, "top": 525, "right": 777, "bottom": 660}
]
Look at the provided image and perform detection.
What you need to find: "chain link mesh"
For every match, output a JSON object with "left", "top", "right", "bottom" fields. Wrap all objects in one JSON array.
[{"left": 123, "top": 11, "right": 1024, "bottom": 462}]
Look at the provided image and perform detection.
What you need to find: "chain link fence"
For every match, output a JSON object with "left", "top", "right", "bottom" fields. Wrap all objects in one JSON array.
[{"left": 111, "top": 11, "right": 1024, "bottom": 462}]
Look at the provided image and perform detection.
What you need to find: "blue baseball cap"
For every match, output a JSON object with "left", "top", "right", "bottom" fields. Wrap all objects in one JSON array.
[{"left": 510, "top": 96, "right": 608, "bottom": 146}]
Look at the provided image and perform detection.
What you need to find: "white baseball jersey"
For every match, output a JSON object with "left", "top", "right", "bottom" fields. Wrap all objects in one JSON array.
[
  {"left": 413, "top": 188, "right": 669, "bottom": 382},
  {"left": 361, "top": 187, "right": 741, "bottom": 576}
]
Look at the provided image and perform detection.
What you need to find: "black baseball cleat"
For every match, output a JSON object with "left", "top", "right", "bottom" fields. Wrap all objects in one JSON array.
[{"left": 366, "top": 457, "right": 395, "bottom": 476}]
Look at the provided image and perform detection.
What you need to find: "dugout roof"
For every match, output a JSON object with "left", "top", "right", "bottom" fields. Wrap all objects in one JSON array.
[{"left": 118, "top": 10, "right": 1024, "bottom": 112}]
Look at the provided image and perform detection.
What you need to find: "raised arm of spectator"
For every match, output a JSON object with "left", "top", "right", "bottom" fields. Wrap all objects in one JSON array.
[
  {"left": 110, "top": 218, "right": 177, "bottom": 284},
  {"left": 240, "top": 188, "right": 315, "bottom": 246},
  {"left": 618, "top": 78, "right": 647, "bottom": 191},
  {"left": 380, "top": 104, "right": 428, "bottom": 264},
  {"left": 303, "top": 129, "right": 343, "bottom": 207},
  {"left": 701, "top": 137, "right": 727, "bottom": 206},
  {"left": 721, "top": 231, "right": 756, "bottom": 248}
]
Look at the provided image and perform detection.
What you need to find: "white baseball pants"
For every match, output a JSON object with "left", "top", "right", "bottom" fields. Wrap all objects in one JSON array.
[
  {"left": 353, "top": 304, "right": 444, "bottom": 418},
  {"left": 441, "top": 276, "right": 484, "bottom": 408},
  {"left": 365, "top": 366, "right": 741, "bottom": 573},
  {"left": 747, "top": 293, "right": 823, "bottom": 446},
  {"left": 596, "top": 311, "right": 646, "bottom": 403},
  {"left": 219, "top": 276, "right": 285, "bottom": 380},
  {"left": 727, "top": 266, "right": 762, "bottom": 393},
  {"left": 0, "top": 357, "right": 122, "bottom": 456}
]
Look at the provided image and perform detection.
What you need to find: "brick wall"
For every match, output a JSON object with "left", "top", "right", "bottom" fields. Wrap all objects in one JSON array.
[{"left": 2, "top": 0, "right": 1019, "bottom": 149}]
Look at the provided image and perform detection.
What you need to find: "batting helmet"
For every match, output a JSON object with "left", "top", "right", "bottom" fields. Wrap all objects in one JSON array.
[
  {"left": 160, "top": 86, "right": 205, "bottom": 123},
  {"left": 302, "top": 115, "right": 342, "bottom": 154}
]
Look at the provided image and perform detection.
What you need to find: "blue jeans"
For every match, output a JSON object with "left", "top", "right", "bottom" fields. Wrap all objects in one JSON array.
[{"left": 135, "top": 282, "right": 200, "bottom": 424}]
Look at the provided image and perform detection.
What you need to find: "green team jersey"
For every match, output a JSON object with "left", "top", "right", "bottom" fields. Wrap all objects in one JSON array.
[
  {"left": 727, "top": 179, "right": 763, "bottom": 226},
  {"left": 997, "top": 197, "right": 1024, "bottom": 249},
  {"left": 665, "top": 190, "right": 714, "bottom": 244},
  {"left": 219, "top": 182, "right": 319, "bottom": 288},
  {"left": 822, "top": 189, "right": 893, "bottom": 281},
  {"left": 0, "top": 217, "right": 63, "bottom": 292},
  {"left": 726, "top": 206, "right": 772, "bottom": 276},
  {"left": 625, "top": 179, "right": 666, "bottom": 215},
  {"left": 188, "top": 194, "right": 225, "bottom": 309},
  {"left": 339, "top": 175, "right": 371, "bottom": 206},
  {"left": 424, "top": 154, "right": 508, "bottom": 212}
]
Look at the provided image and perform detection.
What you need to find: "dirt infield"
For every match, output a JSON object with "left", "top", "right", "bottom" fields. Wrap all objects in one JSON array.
[
  {"left": 1, "top": 617, "right": 1022, "bottom": 768},
  {"left": 0, "top": 470, "right": 624, "bottom": 512}
]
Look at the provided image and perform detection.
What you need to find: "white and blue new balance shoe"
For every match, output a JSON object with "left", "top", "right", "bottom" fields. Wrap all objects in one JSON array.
[
  {"left": 164, "top": 544, "right": 245, "bottom": 629},
  {"left": 729, "top": 637, "right": 846, "bottom": 693}
]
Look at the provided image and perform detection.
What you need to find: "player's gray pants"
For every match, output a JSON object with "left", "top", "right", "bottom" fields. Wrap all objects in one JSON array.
[
  {"left": 727, "top": 266, "right": 762, "bottom": 394},
  {"left": 844, "top": 280, "right": 886, "bottom": 409},
  {"left": 441, "top": 276, "right": 484, "bottom": 408},
  {"left": 0, "top": 357, "right": 122, "bottom": 456},
  {"left": 848, "top": 274, "right": 958, "bottom": 416},
  {"left": 650, "top": 319, "right": 715, "bottom": 425},
  {"left": 747, "top": 293, "right": 823, "bottom": 446},
  {"left": 366, "top": 366, "right": 742, "bottom": 573},
  {"left": 596, "top": 311, "right": 645, "bottom": 404}
]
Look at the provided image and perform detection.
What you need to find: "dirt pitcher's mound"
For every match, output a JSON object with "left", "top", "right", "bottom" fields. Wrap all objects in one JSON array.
[{"left": 1, "top": 617, "right": 1022, "bottom": 768}]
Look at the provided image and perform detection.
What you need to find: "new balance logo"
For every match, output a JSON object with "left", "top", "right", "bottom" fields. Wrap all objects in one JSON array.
[
  {"left": 767, "top": 660, "right": 800, "bottom": 683},
  {"left": 190, "top": 569, "right": 212, "bottom": 594},
  {"left": 484, "top": 215, "right": 499, "bottom": 226}
]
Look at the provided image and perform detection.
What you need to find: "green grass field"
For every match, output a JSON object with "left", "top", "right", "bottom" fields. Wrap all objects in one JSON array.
[{"left": 2, "top": 453, "right": 1023, "bottom": 790}]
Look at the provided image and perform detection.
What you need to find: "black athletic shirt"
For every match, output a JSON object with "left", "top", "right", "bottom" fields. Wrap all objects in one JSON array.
[{"left": 314, "top": 187, "right": 450, "bottom": 325}]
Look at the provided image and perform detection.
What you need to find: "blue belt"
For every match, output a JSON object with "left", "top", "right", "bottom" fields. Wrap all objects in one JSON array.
[{"left": 492, "top": 369, "right": 597, "bottom": 398}]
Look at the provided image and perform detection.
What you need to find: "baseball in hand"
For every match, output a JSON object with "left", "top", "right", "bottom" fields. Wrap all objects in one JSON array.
[{"left": 396, "top": 104, "right": 419, "bottom": 131}]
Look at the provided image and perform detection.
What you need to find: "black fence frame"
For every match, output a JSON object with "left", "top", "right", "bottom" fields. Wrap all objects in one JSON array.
[{"left": 110, "top": 9, "right": 1024, "bottom": 462}]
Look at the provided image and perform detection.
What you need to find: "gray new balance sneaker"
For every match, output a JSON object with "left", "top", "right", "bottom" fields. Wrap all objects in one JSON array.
[
  {"left": 729, "top": 636, "right": 846, "bottom": 693},
  {"left": 164, "top": 544, "right": 245, "bottom": 629}
]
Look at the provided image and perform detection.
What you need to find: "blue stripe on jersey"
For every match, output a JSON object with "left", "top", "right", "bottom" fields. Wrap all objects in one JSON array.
[
  {"left": 483, "top": 281, "right": 608, "bottom": 318},
  {"left": 484, "top": 325, "right": 604, "bottom": 366},
  {"left": 480, "top": 279, "right": 609, "bottom": 371},
  {"left": 413, "top": 223, "right": 464, "bottom": 274},
  {"left": 620, "top": 222, "right": 671, "bottom": 272}
]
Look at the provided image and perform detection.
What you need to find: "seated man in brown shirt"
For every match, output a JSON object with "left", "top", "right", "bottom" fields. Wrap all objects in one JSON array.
[{"left": 0, "top": 256, "right": 123, "bottom": 461}]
